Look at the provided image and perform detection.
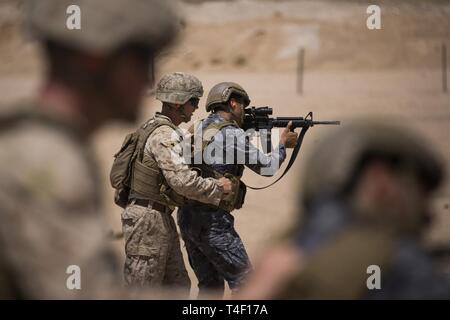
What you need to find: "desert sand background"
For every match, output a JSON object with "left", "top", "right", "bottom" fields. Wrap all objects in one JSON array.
[{"left": 1, "top": 0, "right": 449, "bottom": 298}]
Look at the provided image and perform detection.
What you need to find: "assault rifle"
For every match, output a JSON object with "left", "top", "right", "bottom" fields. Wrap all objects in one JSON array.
[
  {"left": 241, "top": 106, "right": 340, "bottom": 189},
  {"left": 243, "top": 106, "right": 340, "bottom": 132}
]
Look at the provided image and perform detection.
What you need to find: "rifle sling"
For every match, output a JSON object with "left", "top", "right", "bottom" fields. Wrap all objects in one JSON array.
[{"left": 245, "top": 126, "right": 309, "bottom": 190}]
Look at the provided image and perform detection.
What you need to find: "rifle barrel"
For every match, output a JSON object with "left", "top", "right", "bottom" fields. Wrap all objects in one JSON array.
[
  {"left": 272, "top": 118, "right": 340, "bottom": 127},
  {"left": 312, "top": 121, "right": 341, "bottom": 125}
]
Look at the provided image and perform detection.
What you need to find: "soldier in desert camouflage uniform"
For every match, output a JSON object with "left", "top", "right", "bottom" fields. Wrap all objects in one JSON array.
[
  {"left": 120, "top": 72, "right": 233, "bottom": 293},
  {"left": 0, "top": 0, "right": 178, "bottom": 298}
]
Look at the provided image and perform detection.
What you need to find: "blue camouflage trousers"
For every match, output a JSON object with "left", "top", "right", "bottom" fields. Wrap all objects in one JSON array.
[{"left": 177, "top": 205, "right": 252, "bottom": 297}]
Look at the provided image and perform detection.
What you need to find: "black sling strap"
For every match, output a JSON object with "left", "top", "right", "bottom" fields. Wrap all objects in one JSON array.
[{"left": 245, "top": 126, "right": 310, "bottom": 190}]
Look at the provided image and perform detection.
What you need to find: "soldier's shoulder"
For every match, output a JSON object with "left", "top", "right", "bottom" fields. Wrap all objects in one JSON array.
[
  {"left": 148, "top": 121, "right": 180, "bottom": 142},
  {"left": 216, "top": 123, "right": 243, "bottom": 141},
  {"left": 142, "top": 121, "right": 181, "bottom": 157},
  {"left": 0, "top": 114, "right": 99, "bottom": 209},
  {"left": 221, "top": 124, "right": 241, "bottom": 134}
]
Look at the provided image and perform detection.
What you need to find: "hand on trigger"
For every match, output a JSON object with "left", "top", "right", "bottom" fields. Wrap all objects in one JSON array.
[{"left": 280, "top": 121, "right": 298, "bottom": 149}]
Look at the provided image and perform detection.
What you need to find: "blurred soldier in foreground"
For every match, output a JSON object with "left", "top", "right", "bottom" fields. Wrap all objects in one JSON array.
[
  {"left": 238, "top": 121, "right": 450, "bottom": 299},
  {"left": 177, "top": 82, "right": 298, "bottom": 297},
  {"left": 0, "top": 0, "right": 178, "bottom": 299},
  {"left": 111, "top": 72, "right": 233, "bottom": 293}
]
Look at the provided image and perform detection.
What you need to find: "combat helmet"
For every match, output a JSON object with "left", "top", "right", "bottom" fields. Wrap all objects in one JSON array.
[
  {"left": 301, "top": 120, "right": 444, "bottom": 208},
  {"left": 156, "top": 72, "right": 203, "bottom": 105},
  {"left": 26, "top": 0, "right": 178, "bottom": 53},
  {"left": 205, "top": 82, "right": 251, "bottom": 112}
]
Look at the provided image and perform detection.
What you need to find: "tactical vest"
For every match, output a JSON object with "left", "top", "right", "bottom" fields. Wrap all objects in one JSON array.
[
  {"left": 189, "top": 119, "right": 247, "bottom": 212},
  {"left": 129, "top": 117, "right": 186, "bottom": 209}
]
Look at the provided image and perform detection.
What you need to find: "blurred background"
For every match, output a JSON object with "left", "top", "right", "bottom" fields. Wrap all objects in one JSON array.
[{"left": 1, "top": 0, "right": 449, "bottom": 297}]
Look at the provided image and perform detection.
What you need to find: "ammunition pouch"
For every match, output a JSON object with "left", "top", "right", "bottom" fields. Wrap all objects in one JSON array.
[
  {"left": 219, "top": 173, "right": 247, "bottom": 212},
  {"left": 114, "top": 187, "right": 130, "bottom": 209},
  {"left": 189, "top": 165, "right": 246, "bottom": 212}
]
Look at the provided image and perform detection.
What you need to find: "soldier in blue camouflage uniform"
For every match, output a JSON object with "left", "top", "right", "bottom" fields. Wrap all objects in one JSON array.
[{"left": 177, "top": 82, "right": 298, "bottom": 296}]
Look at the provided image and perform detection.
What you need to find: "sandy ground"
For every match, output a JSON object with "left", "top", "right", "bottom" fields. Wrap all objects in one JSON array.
[{"left": 1, "top": 0, "right": 450, "bottom": 298}]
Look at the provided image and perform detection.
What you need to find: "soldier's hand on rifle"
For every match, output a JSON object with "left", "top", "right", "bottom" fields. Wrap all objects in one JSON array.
[
  {"left": 280, "top": 121, "right": 298, "bottom": 148},
  {"left": 218, "top": 177, "right": 233, "bottom": 194}
]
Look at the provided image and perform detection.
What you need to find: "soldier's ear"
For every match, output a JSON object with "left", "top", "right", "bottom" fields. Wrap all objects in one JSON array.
[{"left": 229, "top": 98, "right": 237, "bottom": 110}]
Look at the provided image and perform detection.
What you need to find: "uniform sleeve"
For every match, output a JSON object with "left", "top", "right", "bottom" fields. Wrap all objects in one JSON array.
[
  {"left": 208, "top": 127, "right": 287, "bottom": 176},
  {"left": 244, "top": 137, "right": 286, "bottom": 176},
  {"left": 146, "top": 125, "right": 223, "bottom": 206}
]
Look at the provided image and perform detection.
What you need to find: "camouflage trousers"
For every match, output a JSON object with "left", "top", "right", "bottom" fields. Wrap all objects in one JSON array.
[
  {"left": 177, "top": 205, "right": 252, "bottom": 297},
  {"left": 121, "top": 203, "right": 190, "bottom": 293}
]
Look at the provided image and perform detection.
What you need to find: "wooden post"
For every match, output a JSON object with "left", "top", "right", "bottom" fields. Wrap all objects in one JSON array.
[
  {"left": 150, "top": 55, "right": 155, "bottom": 85},
  {"left": 297, "top": 48, "right": 305, "bottom": 95},
  {"left": 442, "top": 43, "right": 447, "bottom": 93}
]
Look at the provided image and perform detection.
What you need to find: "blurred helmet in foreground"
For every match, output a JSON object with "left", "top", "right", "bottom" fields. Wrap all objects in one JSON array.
[
  {"left": 301, "top": 120, "right": 444, "bottom": 208},
  {"left": 26, "top": 0, "right": 178, "bottom": 53}
]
